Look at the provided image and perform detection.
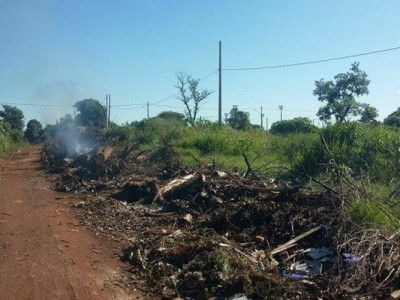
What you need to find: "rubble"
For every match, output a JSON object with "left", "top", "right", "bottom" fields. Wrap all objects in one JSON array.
[
  {"left": 69, "top": 167, "right": 339, "bottom": 298},
  {"left": 41, "top": 141, "right": 400, "bottom": 299}
]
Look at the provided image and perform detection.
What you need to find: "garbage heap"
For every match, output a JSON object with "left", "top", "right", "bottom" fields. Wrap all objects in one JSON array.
[{"left": 42, "top": 142, "right": 400, "bottom": 299}]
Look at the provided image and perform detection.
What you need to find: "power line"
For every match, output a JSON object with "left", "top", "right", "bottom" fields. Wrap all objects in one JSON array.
[
  {"left": 106, "top": 70, "right": 218, "bottom": 108},
  {"left": 223, "top": 45, "right": 400, "bottom": 71},
  {"left": 150, "top": 93, "right": 179, "bottom": 105},
  {"left": 0, "top": 102, "right": 73, "bottom": 107},
  {"left": 152, "top": 104, "right": 182, "bottom": 109},
  {"left": 112, "top": 103, "right": 146, "bottom": 107},
  {"left": 112, "top": 106, "right": 144, "bottom": 111},
  {"left": 149, "top": 70, "right": 217, "bottom": 105},
  {"left": 200, "top": 70, "right": 218, "bottom": 81}
]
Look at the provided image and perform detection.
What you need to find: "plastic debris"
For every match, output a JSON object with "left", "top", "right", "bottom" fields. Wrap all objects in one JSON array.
[
  {"left": 292, "top": 260, "right": 322, "bottom": 275},
  {"left": 305, "top": 246, "right": 332, "bottom": 260},
  {"left": 283, "top": 271, "right": 308, "bottom": 279},
  {"left": 342, "top": 253, "right": 361, "bottom": 265},
  {"left": 230, "top": 294, "right": 250, "bottom": 300}
]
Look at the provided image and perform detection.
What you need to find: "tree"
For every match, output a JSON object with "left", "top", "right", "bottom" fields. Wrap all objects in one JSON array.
[
  {"left": 42, "top": 114, "right": 74, "bottom": 140},
  {"left": 74, "top": 98, "right": 107, "bottom": 129},
  {"left": 270, "top": 117, "right": 318, "bottom": 134},
  {"left": 175, "top": 72, "right": 212, "bottom": 126},
  {"left": 226, "top": 105, "right": 252, "bottom": 130},
  {"left": 0, "top": 105, "right": 24, "bottom": 131},
  {"left": 313, "top": 62, "right": 370, "bottom": 122},
  {"left": 24, "top": 119, "right": 43, "bottom": 143},
  {"left": 384, "top": 107, "right": 400, "bottom": 127},
  {"left": 157, "top": 111, "right": 185, "bottom": 122},
  {"left": 358, "top": 103, "right": 378, "bottom": 123}
]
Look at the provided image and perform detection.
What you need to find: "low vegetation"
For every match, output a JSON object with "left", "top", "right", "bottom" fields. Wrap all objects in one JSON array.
[
  {"left": 0, "top": 121, "right": 27, "bottom": 157},
  {"left": 99, "top": 118, "right": 400, "bottom": 230}
]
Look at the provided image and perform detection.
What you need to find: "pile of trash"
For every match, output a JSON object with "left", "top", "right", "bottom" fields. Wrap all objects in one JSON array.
[
  {"left": 42, "top": 141, "right": 400, "bottom": 299},
  {"left": 72, "top": 165, "right": 341, "bottom": 298}
]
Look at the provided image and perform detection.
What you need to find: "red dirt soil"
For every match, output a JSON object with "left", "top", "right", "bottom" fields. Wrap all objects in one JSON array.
[{"left": 0, "top": 146, "right": 144, "bottom": 300}]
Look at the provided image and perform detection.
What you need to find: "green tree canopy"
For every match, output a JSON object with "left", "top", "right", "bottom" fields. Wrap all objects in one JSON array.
[
  {"left": 0, "top": 105, "right": 24, "bottom": 131},
  {"left": 270, "top": 117, "right": 318, "bottom": 134},
  {"left": 157, "top": 111, "right": 185, "bottom": 122},
  {"left": 74, "top": 99, "right": 107, "bottom": 129},
  {"left": 384, "top": 107, "right": 400, "bottom": 127},
  {"left": 359, "top": 103, "right": 378, "bottom": 123},
  {"left": 24, "top": 119, "right": 43, "bottom": 143},
  {"left": 226, "top": 105, "right": 252, "bottom": 130},
  {"left": 314, "top": 62, "right": 370, "bottom": 122}
]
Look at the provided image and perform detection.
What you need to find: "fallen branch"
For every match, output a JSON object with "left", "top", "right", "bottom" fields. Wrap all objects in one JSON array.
[
  {"left": 153, "top": 173, "right": 202, "bottom": 202},
  {"left": 270, "top": 226, "right": 322, "bottom": 257},
  {"left": 251, "top": 185, "right": 301, "bottom": 196},
  {"left": 219, "top": 242, "right": 265, "bottom": 271},
  {"left": 242, "top": 154, "right": 260, "bottom": 180}
]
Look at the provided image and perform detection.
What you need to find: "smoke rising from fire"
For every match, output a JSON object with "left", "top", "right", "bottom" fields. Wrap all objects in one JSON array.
[{"left": 28, "top": 80, "right": 93, "bottom": 126}]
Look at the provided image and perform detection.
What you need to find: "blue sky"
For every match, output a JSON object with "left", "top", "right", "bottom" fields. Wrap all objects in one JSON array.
[{"left": 1, "top": 1, "right": 400, "bottom": 127}]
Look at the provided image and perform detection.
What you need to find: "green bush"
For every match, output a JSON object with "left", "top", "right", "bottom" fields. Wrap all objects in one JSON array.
[
  {"left": 289, "top": 122, "right": 400, "bottom": 182},
  {"left": 0, "top": 121, "right": 27, "bottom": 156},
  {"left": 179, "top": 126, "right": 268, "bottom": 156},
  {"left": 348, "top": 200, "right": 395, "bottom": 228},
  {"left": 269, "top": 132, "right": 320, "bottom": 169},
  {"left": 184, "top": 128, "right": 230, "bottom": 155},
  {"left": 130, "top": 117, "right": 185, "bottom": 148},
  {"left": 103, "top": 123, "right": 136, "bottom": 146},
  {"left": 270, "top": 117, "right": 318, "bottom": 134}
]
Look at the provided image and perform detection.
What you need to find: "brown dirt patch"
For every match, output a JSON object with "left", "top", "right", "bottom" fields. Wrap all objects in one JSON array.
[{"left": 0, "top": 146, "right": 145, "bottom": 300}]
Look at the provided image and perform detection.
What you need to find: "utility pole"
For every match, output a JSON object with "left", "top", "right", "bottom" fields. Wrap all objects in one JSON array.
[
  {"left": 260, "top": 106, "right": 264, "bottom": 128},
  {"left": 147, "top": 102, "right": 149, "bottom": 119},
  {"left": 279, "top": 105, "right": 283, "bottom": 121},
  {"left": 108, "top": 95, "right": 111, "bottom": 126},
  {"left": 266, "top": 117, "right": 268, "bottom": 130},
  {"left": 106, "top": 94, "right": 109, "bottom": 129},
  {"left": 218, "top": 41, "right": 222, "bottom": 128},
  {"left": 224, "top": 112, "right": 228, "bottom": 124}
]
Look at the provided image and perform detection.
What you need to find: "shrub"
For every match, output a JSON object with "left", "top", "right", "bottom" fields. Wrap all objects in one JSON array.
[
  {"left": 179, "top": 126, "right": 268, "bottom": 157},
  {"left": 133, "top": 117, "right": 184, "bottom": 148},
  {"left": 270, "top": 117, "right": 318, "bottom": 134},
  {"left": 0, "top": 121, "right": 27, "bottom": 156},
  {"left": 290, "top": 122, "right": 400, "bottom": 182},
  {"left": 103, "top": 123, "right": 136, "bottom": 146}
]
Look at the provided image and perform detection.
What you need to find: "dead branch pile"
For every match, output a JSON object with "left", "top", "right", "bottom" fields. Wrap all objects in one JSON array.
[
  {"left": 41, "top": 142, "right": 400, "bottom": 299},
  {"left": 335, "top": 225, "right": 400, "bottom": 297},
  {"left": 73, "top": 165, "right": 344, "bottom": 299}
]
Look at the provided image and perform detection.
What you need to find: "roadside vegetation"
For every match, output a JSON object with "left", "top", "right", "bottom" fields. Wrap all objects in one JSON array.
[
  {"left": 7, "top": 63, "right": 400, "bottom": 297},
  {"left": 0, "top": 105, "right": 27, "bottom": 157},
  {"left": 0, "top": 121, "right": 26, "bottom": 157}
]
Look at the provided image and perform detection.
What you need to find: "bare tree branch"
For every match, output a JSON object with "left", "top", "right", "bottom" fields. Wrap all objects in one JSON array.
[{"left": 175, "top": 72, "right": 212, "bottom": 126}]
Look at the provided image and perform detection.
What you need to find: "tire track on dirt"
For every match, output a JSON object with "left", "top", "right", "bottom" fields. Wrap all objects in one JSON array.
[{"left": 0, "top": 146, "right": 143, "bottom": 300}]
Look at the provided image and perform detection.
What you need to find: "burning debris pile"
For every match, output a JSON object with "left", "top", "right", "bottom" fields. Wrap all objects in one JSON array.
[{"left": 41, "top": 140, "right": 400, "bottom": 299}]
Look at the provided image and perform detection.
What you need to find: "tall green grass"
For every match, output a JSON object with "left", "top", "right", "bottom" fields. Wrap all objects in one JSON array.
[
  {"left": 176, "top": 126, "right": 283, "bottom": 171},
  {"left": 0, "top": 122, "right": 27, "bottom": 157},
  {"left": 279, "top": 122, "right": 400, "bottom": 183},
  {"left": 106, "top": 120, "right": 400, "bottom": 185},
  {"left": 105, "top": 119, "right": 400, "bottom": 227}
]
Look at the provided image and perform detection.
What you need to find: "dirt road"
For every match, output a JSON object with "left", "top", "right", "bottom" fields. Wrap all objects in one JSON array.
[{"left": 0, "top": 146, "right": 142, "bottom": 300}]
